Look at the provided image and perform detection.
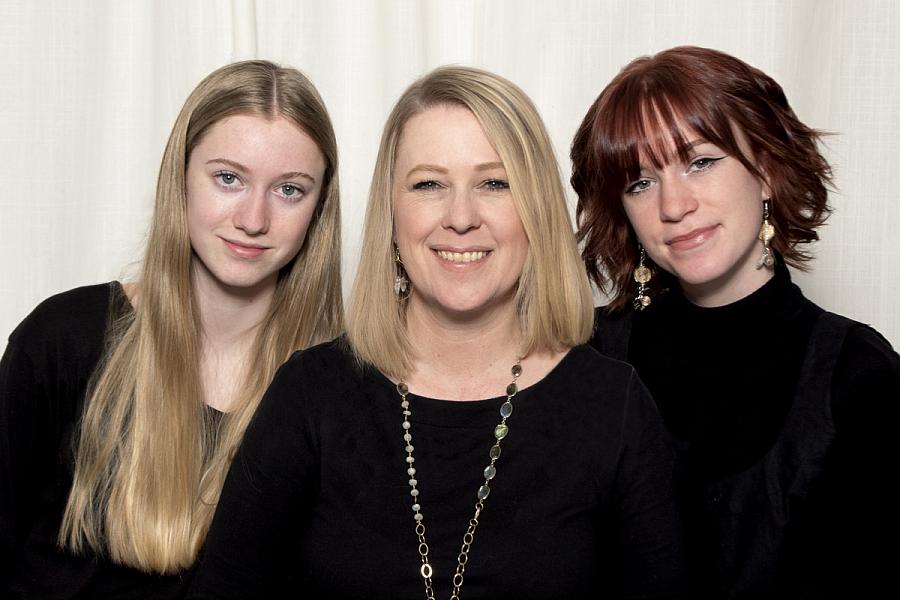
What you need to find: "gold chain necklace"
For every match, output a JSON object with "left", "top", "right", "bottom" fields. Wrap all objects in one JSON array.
[{"left": 396, "top": 360, "right": 522, "bottom": 600}]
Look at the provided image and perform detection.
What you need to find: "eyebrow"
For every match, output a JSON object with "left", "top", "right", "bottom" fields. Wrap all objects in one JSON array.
[
  {"left": 637, "top": 138, "right": 718, "bottom": 171},
  {"left": 404, "top": 161, "right": 506, "bottom": 178},
  {"left": 684, "top": 138, "right": 712, "bottom": 150},
  {"left": 206, "top": 158, "right": 317, "bottom": 183}
]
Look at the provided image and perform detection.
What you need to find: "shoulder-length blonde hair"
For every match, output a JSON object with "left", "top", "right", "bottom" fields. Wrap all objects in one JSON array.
[
  {"left": 59, "top": 60, "right": 342, "bottom": 573},
  {"left": 348, "top": 65, "right": 592, "bottom": 378}
]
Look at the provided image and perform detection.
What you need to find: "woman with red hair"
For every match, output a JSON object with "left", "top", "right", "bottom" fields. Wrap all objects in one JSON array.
[{"left": 572, "top": 46, "right": 900, "bottom": 597}]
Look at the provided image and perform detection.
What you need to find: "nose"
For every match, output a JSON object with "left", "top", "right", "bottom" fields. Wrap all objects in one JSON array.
[
  {"left": 441, "top": 188, "right": 481, "bottom": 233},
  {"left": 658, "top": 177, "right": 698, "bottom": 222},
  {"left": 233, "top": 188, "right": 270, "bottom": 235}
]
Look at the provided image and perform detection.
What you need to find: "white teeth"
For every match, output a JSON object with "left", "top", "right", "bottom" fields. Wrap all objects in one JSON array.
[{"left": 436, "top": 250, "right": 487, "bottom": 263}]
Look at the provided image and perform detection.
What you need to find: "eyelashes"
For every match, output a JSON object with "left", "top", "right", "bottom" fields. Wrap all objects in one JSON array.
[
  {"left": 623, "top": 155, "right": 727, "bottom": 195},
  {"left": 212, "top": 171, "right": 308, "bottom": 202},
  {"left": 411, "top": 178, "right": 510, "bottom": 192},
  {"left": 688, "top": 156, "right": 725, "bottom": 172}
]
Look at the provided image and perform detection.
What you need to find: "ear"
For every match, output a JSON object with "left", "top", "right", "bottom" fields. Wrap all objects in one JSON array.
[{"left": 760, "top": 176, "right": 772, "bottom": 202}]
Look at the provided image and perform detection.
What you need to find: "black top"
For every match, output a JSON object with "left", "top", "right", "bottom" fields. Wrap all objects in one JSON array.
[
  {"left": 0, "top": 283, "right": 196, "bottom": 599},
  {"left": 591, "top": 263, "right": 900, "bottom": 597},
  {"left": 189, "top": 340, "right": 686, "bottom": 599}
]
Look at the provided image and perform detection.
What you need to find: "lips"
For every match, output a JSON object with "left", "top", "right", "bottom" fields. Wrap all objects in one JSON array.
[
  {"left": 222, "top": 238, "right": 269, "bottom": 258},
  {"left": 665, "top": 225, "right": 719, "bottom": 251}
]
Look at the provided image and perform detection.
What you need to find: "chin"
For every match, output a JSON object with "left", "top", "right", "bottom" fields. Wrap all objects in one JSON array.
[
  {"left": 670, "top": 259, "right": 732, "bottom": 289},
  {"left": 211, "top": 270, "right": 279, "bottom": 294}
]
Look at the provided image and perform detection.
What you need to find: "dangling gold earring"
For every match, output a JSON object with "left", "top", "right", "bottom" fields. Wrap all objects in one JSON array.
[
  {"left": 393, "top": 244, "right": 410, "bottom": 300},
  {"left": 633, "top": 245, "right": 653, "bottom": 310},
  {"left": 756, "top": 198, "right": 775, "bottom": 269}
]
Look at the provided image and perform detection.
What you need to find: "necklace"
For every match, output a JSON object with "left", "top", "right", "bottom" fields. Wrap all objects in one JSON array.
[{"left": 397, "top": 360, "right": 523, "bottom": 600}]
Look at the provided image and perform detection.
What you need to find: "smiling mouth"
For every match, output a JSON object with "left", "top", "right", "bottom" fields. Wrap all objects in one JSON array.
[
  {"left": 435, "top": 250, "right": 489, "bottom": 263},
  {"left": 666, "top": 225, "right": 718, "bottom": 251},
  {"left": 223, "top": 238, "right": 269, "bottom": 258}
]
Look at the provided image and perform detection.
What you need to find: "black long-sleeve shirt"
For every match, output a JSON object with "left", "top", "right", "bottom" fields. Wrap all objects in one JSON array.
[
  {"left": 0, "top": 283, "right": 195, "bottom": 599},
  {"left": 190, "top": 340, "right": 686, "bottom": 599}
]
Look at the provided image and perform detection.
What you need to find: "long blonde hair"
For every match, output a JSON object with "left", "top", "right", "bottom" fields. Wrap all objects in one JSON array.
[
  {"left": 59, "top": 60, "right": 343, "bottom": 573},
  {"left": 347, "top": 65, "right": 592, "bottom": 378}
]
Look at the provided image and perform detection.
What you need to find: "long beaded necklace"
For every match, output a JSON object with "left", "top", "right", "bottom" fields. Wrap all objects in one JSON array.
[{"left": 397, "top": 360, "right": 522, "bottom": 600}]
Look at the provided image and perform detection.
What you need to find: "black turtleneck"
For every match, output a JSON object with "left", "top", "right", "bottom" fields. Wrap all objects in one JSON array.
[
  {"left": 591, "top": 261, "right": 900, "bottom": 597},
  {"left": 627, "top": 262, "right": 898, "bottom": 482},
  {"left": 631, "top": 263, "right": 817, "bottom": 479}
]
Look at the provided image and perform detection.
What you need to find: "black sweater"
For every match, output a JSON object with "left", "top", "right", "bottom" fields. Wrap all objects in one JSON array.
[
  {"left": 0, "top": 283, "right": 195, "bottom": 599},
  {"left": 591, "top": 263, "right": 900, "bottom": 597},
  {"left": 190, "top": 340, "right": 687, "bottom": 599}
]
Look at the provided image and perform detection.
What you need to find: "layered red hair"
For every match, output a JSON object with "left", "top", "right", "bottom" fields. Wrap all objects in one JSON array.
[{"left": 571, "top": 46, "right": 833, "bottom": 309}]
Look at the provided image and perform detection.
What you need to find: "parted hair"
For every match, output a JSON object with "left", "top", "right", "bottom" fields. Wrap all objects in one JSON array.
[
  {"left": 59, "top": 60, "right": 343, "bottom": 573},
  {"left": 571, "top": 45, "right": 833, "bottom": 310},
  {"left": 347, "top": 65, "right": 593, "bottom": 378}
]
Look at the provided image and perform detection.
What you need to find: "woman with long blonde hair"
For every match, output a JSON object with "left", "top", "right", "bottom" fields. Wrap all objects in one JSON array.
[
  {"left": 190, "top": 65, "right": 684, "bottom": 599},
  {"left": 0, "top": 59, "right": 342, "bottom": 597}
]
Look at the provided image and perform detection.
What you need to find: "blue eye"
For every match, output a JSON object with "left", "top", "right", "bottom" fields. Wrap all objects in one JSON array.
[
  {"left": 624, "top": 179, "right": 652, "bottom": 195},
  {"left": 689, "top": 156, "right": 725, "bottom": 172},
  {"left": 413, "top": 180, "right": 442, "bottom": 191},
  {"left": 215, "top": 171, "right": 240, "bottom": 186},
  {"left": 280, "top": 184, "right": 302, "bottom": 197},
  {"left": 483, "top": 179, "right": 510, "bottom": 191}
]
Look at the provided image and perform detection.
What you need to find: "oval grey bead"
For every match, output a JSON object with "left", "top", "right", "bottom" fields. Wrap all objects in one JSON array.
[
  {"left": 500, "top": 401, "right": 513, "bottom": 418},
  {"left": 494, "top": 424, "right": 509, "bottom": 439},
  {"left": 484, "top": 465, "right": 496, "bottom": 480},
  {"left": 397, "top": 382, "right": 408, "bottom": 395},
  {"left": 511, "top": 364, "right": 522, "bottom": 377},
  {"left": 489, "top": 444, "right": 501, "bottom": 459},
  {"left": 506, "top": 383, "right": 517, "bottom": 397},
  {"left": 477, "top": 484, "right": 491, "bottom": 500}
]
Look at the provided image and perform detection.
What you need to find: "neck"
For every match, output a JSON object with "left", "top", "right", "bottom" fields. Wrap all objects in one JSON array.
[
  {"left": 192, "top": 263, "right": 276, "bottom": 348},
  {"left": 191, "top": 262, "right": 277, "bottom": 411},
  {"left": 681, "top": 244, "right": 775, "bottom": 308},
  {"left": 403, "top": 296, "right": 522, "bottom": 400}
]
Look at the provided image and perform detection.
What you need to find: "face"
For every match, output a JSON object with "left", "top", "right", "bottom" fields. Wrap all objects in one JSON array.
[
  {"left": 392, "top": 104, "right": 529, "bottom": 321},
  {"left": 622, "top": 123, "right": 772, "bottom": 306},
  {"left": 185, "top": 114, "right": 326, "bottom": 298}
]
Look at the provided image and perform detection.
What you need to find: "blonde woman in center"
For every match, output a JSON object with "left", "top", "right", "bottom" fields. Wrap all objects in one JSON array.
[
  {"left": 190, "top": 65, "right": 685, "bottom": 599},
  {"left": 0, "top": 60, "right": 342, "bottom": 598}
]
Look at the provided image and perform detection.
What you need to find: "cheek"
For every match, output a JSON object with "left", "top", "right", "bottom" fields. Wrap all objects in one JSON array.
[
  {"left": 622, "top": 202, "right": 654, "bottom": 242},
  {"left": 392, "top": 204, "right": 433, "bottom": 250},
  {"left": 279, "top": 201, "right": 320, "bottom": 248},
  {"left": 185, "top": 179, "right": 223, "bottom": 229}
]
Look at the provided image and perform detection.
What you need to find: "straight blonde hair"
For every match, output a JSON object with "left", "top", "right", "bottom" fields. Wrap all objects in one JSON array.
[
  {"left": 59, "top": 60, "right": 343, "bottom": 573},
  {"left": 347, "top": 65, "right": 592, "bottom": 378}
]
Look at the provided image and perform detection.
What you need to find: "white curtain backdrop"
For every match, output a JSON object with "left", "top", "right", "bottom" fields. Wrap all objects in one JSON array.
[{"left": 2, "top": 0, "right": 899, "bottom": 351}]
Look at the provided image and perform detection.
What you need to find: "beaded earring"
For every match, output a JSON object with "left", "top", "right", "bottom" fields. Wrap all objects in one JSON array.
[
  {"left": 393, "top": 245, "right": 410, "bottom": 300},
  {"left": 756, "top": 198, "right": 776, "bottom": 269},
  {"left": 633, "top": 245, "right": 652, "bottom": 310}
]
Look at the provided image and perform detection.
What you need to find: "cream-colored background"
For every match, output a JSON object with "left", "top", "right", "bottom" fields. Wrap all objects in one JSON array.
[{"left": 2, "top": 0, "right": 898, "bottom": 351}]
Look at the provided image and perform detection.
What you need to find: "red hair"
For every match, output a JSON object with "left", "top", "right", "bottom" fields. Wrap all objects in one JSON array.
[{"left": 571, "top": 46, "right": 832, "bottom": 309}]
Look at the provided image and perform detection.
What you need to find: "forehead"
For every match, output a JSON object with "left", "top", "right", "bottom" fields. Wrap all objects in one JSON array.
[
  {"left": 395, "top": 105, "right": 501, "bottom": 166},
  {"left": 629, "top": 104, "right": 752, "bottom": 172},
  {"left": 191, "top": 114, "right": 325, "bottom": 171}
]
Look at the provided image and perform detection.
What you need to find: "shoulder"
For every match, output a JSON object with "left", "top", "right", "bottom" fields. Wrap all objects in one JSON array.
[
  {"left": 266, "top": 337, "right": 367, "bottom": 402},
  {"left": 553, "top": 345, "right": 651, "bottom": 414},
  {"left": 6, "top": 283, "right": 122, "bottom": 364},
  {"left": 563, "top": 343, "right": 637, "bottom": 379},
  {"left": 279, "top": 336, "right": 358, "bottom": 379},
  {"left": 8, "top": 283, "right": 120, "bottom": 347},
  {"left": 589, "top": 306, "right": 633, "bottom": 359},
  {"left": 831, "top": 316, "right": 900, "bottom": 390},
  {"left": 556, "top": 346, "right": 668, "bottom": 457}
]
